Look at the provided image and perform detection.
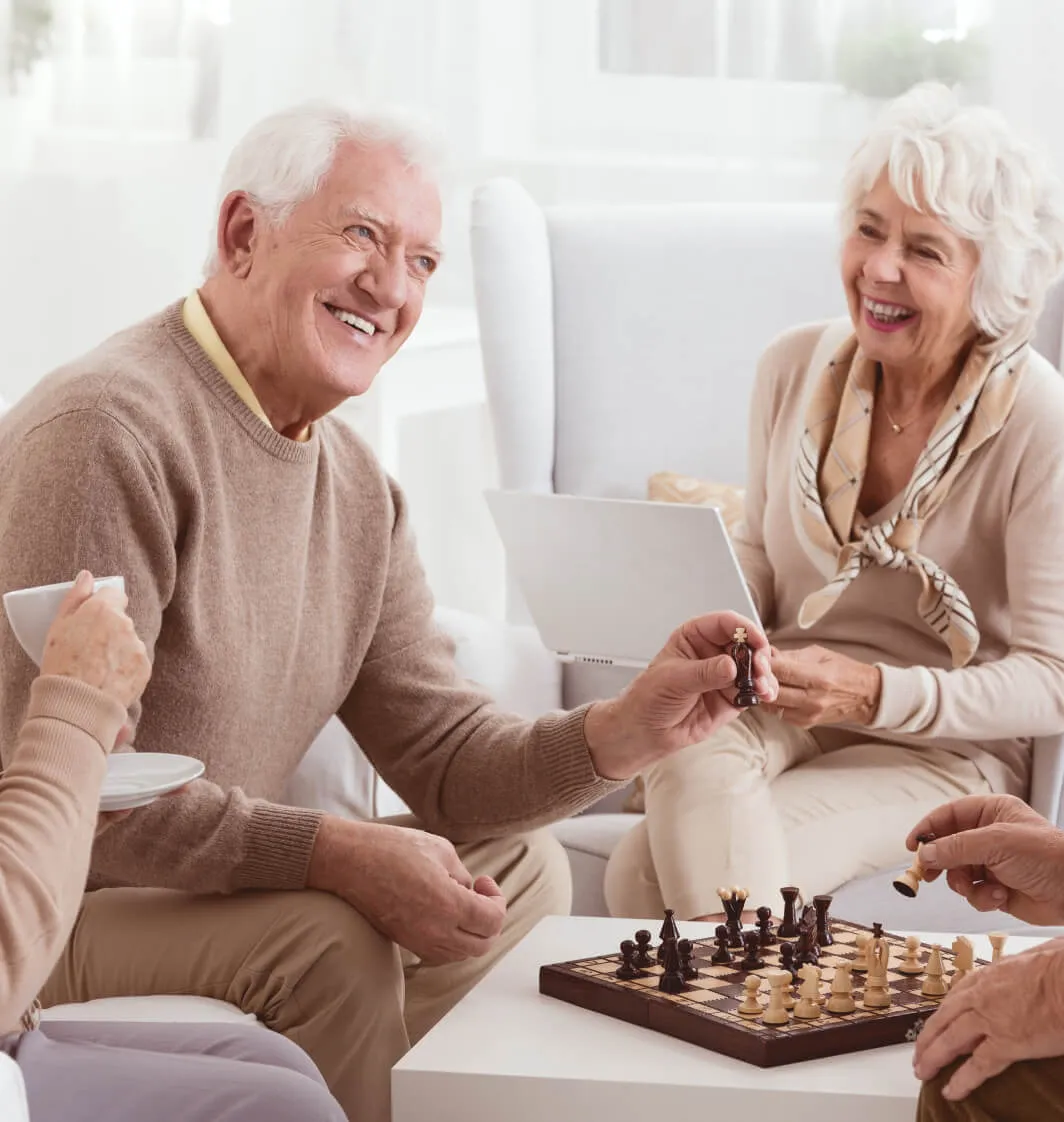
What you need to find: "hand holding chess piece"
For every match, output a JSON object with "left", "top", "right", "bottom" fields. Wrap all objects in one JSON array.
[
  {"left": 906, "top": 794, "right": 1064, "bottom": 926},
  {"left": 894, "top": 833, "right": 935, "bottom": 897},
  {"left": 913, "top": 937, "right": 1064, "bottom": 1100}
]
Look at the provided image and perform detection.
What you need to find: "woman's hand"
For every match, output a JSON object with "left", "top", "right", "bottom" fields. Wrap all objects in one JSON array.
[
  {"left": 770, "top": 645, "right": 881, "bottom": 728},
  {"left": 913, "top": 940, "right": 1064, "bottom": 1100},
  {"left": 908, "top": 795, "right": 1064, "bottom": 926},
  {"left": 40, "top": 571, "right": 151, "bottom": 712}
]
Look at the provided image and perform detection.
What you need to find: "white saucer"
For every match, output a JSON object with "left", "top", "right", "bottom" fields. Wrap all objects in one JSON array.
[{"left": 101, "top": 753, "right": 205, "bottom": 811}]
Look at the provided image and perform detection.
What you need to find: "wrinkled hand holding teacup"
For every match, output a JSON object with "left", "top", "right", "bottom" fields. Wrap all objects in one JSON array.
[{"left": 38, "top": 571, "right": 152, "bottom": 830}]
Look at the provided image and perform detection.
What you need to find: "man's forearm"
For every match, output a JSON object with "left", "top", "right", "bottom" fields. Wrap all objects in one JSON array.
[{"left": 91, "top": 780, "right": 323, "bottom": 893}]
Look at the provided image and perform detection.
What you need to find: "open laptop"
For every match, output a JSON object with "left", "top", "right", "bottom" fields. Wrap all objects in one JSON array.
[{"left": 484, "top": 490, "right": 761, "bottom": 669}]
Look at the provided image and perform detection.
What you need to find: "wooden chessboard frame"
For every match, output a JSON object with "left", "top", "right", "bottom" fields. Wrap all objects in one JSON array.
[{"left": 539, "top": 920, "right": 982, "bottom": 1066}]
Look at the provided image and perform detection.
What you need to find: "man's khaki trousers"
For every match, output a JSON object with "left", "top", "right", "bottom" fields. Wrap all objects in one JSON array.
[{"left": 41, "top": 823, "right": 572, "bottom": 1122}]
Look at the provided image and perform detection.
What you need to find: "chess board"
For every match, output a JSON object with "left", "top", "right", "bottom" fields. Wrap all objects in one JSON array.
[{"left": 540, "top": 920, "right": 978, "bottom": 1066}]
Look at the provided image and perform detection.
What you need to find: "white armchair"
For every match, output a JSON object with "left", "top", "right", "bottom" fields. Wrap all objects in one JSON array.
[{"left": 470, "top": 176, "right": 1064, "bottom": 933}]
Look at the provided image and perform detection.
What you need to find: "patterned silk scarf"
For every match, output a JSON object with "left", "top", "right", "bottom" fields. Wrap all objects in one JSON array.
[{"left": 793, "top": 330, "right": 1029, "bottom": 668}]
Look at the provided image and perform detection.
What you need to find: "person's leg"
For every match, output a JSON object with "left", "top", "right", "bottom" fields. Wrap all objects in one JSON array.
[
  {"left": 604, "top": 710, "right": 821, "bottom": 918},
  {"left": 402, "top": 824, "right": 572, "bottom": 1043},
  {"left": 774, "top": 742, "right": 990, "bottom": 896},
  {"left": 14, "top": 1023, "right": 345, "bottom": 1122},
  {"left": 918, "top": 1057, "right": 1064, "bottom": 1121},
  {"left": 40, "top": 887, "right": 407, "bottom": 1122}
]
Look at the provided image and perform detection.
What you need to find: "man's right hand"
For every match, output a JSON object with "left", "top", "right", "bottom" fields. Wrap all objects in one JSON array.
[
  {"left": 306, "top": 817, "right": 506, "bottom": 964},
  {"left": 908, "top": 794, "right": 1064, "bottom": 926},
  {"left": 40, "top": 570, "right": 151, "bottom": 715}
]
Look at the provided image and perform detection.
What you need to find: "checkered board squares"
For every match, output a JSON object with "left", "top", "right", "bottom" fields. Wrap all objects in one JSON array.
[{"left": 539, "top": 920, "right": 982, "bottom": 1067}]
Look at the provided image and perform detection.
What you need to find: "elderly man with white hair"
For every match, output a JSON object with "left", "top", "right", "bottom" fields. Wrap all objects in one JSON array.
[
  {"left": 606, "top": 82, "right": 1064, "bottom": 921},
  {"left": 0, "top": 103, "right": 776, "bottom": 1122}
]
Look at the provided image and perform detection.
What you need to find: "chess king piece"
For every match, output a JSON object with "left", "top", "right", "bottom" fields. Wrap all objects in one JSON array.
[
  {"left": 826, "top": 963, "right": 856, "bottom": 1014},
  {"left": 616, "top": 940, "right": 641, "bottom": 980},
  {"left": 952, "top": 935, "right": 975, "bottom": 984},
  {"left": 922, "top": 944, "right": 948, "bottom": 997},
  {"left": 988, "top": 932, "right": 1008, "bottom": 963},
  {"left": 658, "top": 937, "right": 686, "bottom": 994},
  {"left": 793, "top": 965, "right": 822, "bottom": 1020},
  {"left": 894, "top": 833, "right": 936, "bottom": 897},
  {"left": 710, "top": 925, "right": 734, "bottom": 966},
  {"left": 657, "top": 909, "right": 681, "bottom": 963},
  {"left": 738, "top": 975, "right": 764, "bottom": 1017},
  {"left": 897, "top": 934, "right": 924, "bottom": 975},
  {"left": 728, "top": 626, "right": 760, "bottom": 707},
  {"left": 813, "top": 894, "right": 834, "bottom": 947},
  {"left": 778, "top": 886, "right": 801, "bottom": 939},
  {"left": 678, "top": 938, "right": 699, "bottom": 980},
  {"left": 633, "top": 929, "right": 654, "bottom": 969},
  {"left": 862, "top": 939, "right": 892, "bottom": 1008},
  {"left": 756, "top": 905, "right": 777, "bottom": 947},
  {"left": 762, "top": 972, "right": 792, "bottom": 1026}
]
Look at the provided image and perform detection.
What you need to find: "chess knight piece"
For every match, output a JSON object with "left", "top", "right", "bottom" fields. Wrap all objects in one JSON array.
[
  {"left": 728, "top": 627, "right": 760, "bottom": 707},
  {"left": 894, "top": 833, "right": 936, "bottom": 897}
]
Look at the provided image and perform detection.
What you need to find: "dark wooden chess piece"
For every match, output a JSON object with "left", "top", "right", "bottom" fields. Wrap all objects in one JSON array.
[
  {"left": 658, "top": 938, "right": 686, "bottom": 994},
  {"left": 633, "top": 929, "right": 654, "bottom": 969},
  {"left": 727, "top": 626, "right": 760, "bottom": 707},
  {"left": 795, "top": 905, "right": 819, "bottom": 969},
  {"left": 872, "top": 922, "right": 884, "bottom": 941},
  {"left": 739, "top": 929, "right": 766, "bottom": 971},
  {"left": 723, "top": 890, "right": 746, "bottom": 948},
  {"left": 755, "top": 905, "right": 777, "bottom": 947},
  {"left": 813, "top": 894, "right": 834, "bottom": 947},
  {"left": 779, "top": 942, "right": 798, "bottom": 982},
  {"left": 678, "top": 938, "right": 699, "bottom": 980},
  {"left": 710, "top": 924, "right": 733, "bottom": 966},
  {"left": 657, "top": 909, "right": 681, "bottom": 963},
  {"left": 616, "top": 940, "right": 641, "bottom": 980},
  {"left": 778, "top": 886, "right": 801, "bottom": 938}
]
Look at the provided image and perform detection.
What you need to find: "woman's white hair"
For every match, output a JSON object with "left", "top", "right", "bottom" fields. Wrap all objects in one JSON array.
[
  {"left": 204, "top": 101, "right": 444, "bottom": 274},
  {"left": 840, "top": 82, "right": 1064, "bottom": 345}
]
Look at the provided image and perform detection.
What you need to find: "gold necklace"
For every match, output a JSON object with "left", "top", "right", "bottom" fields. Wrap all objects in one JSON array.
[{"left": 876, "top": 368, "right": 934, "bottom": 435}]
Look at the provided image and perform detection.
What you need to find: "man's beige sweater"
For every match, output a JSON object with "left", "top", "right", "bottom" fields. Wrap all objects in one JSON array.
[
  {"left": 0, "top": 304, "right": 619, "bottom": 894},
  {"left": 733, "top": 322, "right": 1064, "bottom": 795},
  {"left": 0, "top": 677, "right": 124, "bottom": 1032}
]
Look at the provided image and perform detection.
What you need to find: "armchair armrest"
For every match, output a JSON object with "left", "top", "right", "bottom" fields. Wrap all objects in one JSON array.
[
  {"left": 0, "top": 1053, "right": 28, "bottom": 1122},
  {"left": 1030, "top": 733, "right": 1064, "bottom": 825}
]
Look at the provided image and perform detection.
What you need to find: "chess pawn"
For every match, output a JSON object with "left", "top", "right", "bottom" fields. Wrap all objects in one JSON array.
[
  {"left": 897, "top": 934, "right": 924, "bottom": 975},
  {"left": 826, "top": 963, "right": 856, "bottom": 1014},
  {"left": 738, "top": 975, "right": 764, "bottom": 1017},
  {"left": 740, "top": 929, "right": 766, "bottom": 971},
  {"left": 615, "top": 940, "right": 640, "bottom": 980},
  {"left": 710, "top": 924, "right": 734, "bottom": 966},
  {"left": 894, "top": 834, "right": 935, "bottom": 898},
  {"left": 952, "top": 935, "right": 975, "bottom": 984},
  {"left": 988, "top": 932, "right": 1008, "bottom": 964},
  {"left": 633, "top": 929, "right": 654, "bottom": 969},
  {"left": 678, "top": 938, "right": 699, "bottom": 980},
  {"left": 851, "top": 932, "right": 870, "bottom": 972},
  {"left": 793, "top": 965, "right": 822, "bottom": 1020},
  {"left": 762, "top": 972, "right": 792, "bottom": 1026},
  {"left": 728, "top": 627, "right": 760, "bottom": 707},
  {"left": 921, "top": 944, "right": 948, "bottom": 997},
  {"left": 755, "top": 905, "right": 777, "bottom": 947}
]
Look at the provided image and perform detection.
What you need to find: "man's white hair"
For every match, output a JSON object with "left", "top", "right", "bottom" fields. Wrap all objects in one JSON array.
[
  {"left": 840, "top": 82, "right": 1064, "bottom": 345},
  {"left": 204, "top": 101, "right": 444, "bottom": 274}
]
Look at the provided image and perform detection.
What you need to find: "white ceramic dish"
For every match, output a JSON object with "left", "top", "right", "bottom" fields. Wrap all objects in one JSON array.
[
  {"left": 101, "top": 753, "right": 205, "bottom": 811},
  {"left": 3, "top": 576, "right": 125, "bottom": 665}
]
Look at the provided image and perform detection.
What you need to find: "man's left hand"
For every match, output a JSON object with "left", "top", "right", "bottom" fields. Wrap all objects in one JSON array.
[
  {"left": 913, "top": 940, "right": 1064, "bottom": 1100},
  {"left": 771, "top": 645, "right": 880, "bottom": 728},
  {"left": 584, "top": 611, "right": 777, "bottom": 780}
]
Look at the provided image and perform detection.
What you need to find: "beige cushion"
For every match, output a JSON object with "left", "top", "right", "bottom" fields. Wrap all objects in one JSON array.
[{"left": 623, "top": 472, "right": 747, "bottom": 814}]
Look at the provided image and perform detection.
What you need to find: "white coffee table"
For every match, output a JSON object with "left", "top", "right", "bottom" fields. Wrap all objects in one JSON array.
[{"left": 393, "top": 915, "right": 1039, "bottom": 1122}]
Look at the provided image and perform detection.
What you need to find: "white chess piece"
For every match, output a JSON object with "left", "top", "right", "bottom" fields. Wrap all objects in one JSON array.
[
  {"left": 922, "top": 945, "right": 948, "bottom": 997},
  {"left": 988, "top": 932, "right": 1008, "bottom": 964},
  {"left": 762, "top": 972, "right": 791, "bottom": 1025},
  {"left": 952, "top": 936, "right": 975, "bottom": 984},
  {"left": 862, "top": 940, "right": 892, "bottom": 1009},
  {"left": 826, "top": 963, "right": 856, "bottom": 1014},
  {"left": 738, "top": 974, "right": 763, "bottom": 1017},
  {"left": 852, "top": 931, "right": 870, "bottom": 973},
  {"left": 897, "top": 934, "right": 924, "bottom": 975},
  {"left": 794, "top": 964, "right": 822, "bottom": 1020}
]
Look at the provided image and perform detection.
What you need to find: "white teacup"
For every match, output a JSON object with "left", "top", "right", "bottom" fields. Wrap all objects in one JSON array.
[{"left": 3, "top": 576, "right": 126, "bottom": 665}]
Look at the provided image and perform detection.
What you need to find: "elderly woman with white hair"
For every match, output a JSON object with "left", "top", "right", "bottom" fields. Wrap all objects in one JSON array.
[{"left": 605, "top": 82, "right": 1064, "bottom": 923}]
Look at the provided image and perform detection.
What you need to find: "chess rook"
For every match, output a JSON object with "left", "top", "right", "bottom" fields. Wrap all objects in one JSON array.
[
  {"left": 778, "top": 886, "right": 801, "bottom": 938},
  {"left": 813, "top": 894, "right": 834, "bottom": 946}
]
